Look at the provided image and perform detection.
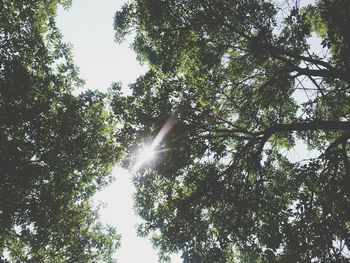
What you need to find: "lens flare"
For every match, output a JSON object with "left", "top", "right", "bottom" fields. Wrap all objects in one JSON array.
[
  {"left": 138, "top": 145, "right": 156, "bottom": 163},
  {"left": 132, "top": 117, "right": 176, "bottom": 172}
]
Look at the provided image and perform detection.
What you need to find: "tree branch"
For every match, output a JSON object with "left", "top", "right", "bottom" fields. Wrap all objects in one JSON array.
[
  {"left": 254, "top": 120, "right": 350, "bottom": 153},
  {"left": 257, "top": 120, "right": 350, "bottom": 138}
]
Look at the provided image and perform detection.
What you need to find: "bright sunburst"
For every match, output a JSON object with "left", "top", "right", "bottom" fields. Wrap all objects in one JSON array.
[
  {"left": 132, "top": 144, "right": 157, "bottom": 172},
  {"left": 137, "top": 145, "right": 156, "bottom": 163},
  {"left": 132, "top": 117, "right": 177, "bottom": 173}
]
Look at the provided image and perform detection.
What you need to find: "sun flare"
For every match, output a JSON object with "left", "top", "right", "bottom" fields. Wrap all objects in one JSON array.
[
  {"left": 132, "top": 144, "right": 157, "bottom": 172},
  {"left": 131, "top": 117, "right": 177, "bottom": 173},
  {"left": 137, "top": 145, "right": 156, "bottom": 163}
]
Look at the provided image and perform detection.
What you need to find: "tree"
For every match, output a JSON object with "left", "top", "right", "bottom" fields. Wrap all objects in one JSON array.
[
  {"left": 113, "top": 0, "right": 350, "bottom": 261},
  {"left": 0, "top": 1, "right": 119, "bottom": 261}
]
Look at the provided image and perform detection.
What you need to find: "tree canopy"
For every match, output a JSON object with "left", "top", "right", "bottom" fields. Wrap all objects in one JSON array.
[
  {"left": 114, "top": 0, "right": 350, "bottom": 262},
  {"left": 1, "top": 1, "right": 119, "bottom": 261}
]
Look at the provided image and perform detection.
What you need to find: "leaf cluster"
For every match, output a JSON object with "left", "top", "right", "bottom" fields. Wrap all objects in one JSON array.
[
  {"left": 114, "top": 0, "right": 350, "bottom": 262},
  {"left": 1, "top": 1, "right": 120, "bottom": 261}
]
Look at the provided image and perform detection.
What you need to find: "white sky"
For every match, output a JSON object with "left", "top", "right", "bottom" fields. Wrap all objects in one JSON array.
[
  {"left": 56, "top": 1, "right": 181, "bottom": 262},
  {"left": 56, "top": 1, "right": 320, "bottom": 262}
]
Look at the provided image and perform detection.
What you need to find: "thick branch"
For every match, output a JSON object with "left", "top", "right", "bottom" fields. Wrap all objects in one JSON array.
[
  {"left": 324, "top": 131, "right": 350, "bottom": 157},
  {"left": 221, "top": 20, "right": 350, "bottom": 82},
  {"left": 257, "top": 120, "right": 350, "bottom": 139},
  {"left": 251, "top": 120, "right": 350, "bottom": 157}
]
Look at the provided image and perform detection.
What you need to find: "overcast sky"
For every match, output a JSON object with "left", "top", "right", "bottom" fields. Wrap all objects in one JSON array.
[
  {"left": 56, "top": 1, "right": 320, "bottom": 262},
  {"left": 57, "top": 1, "right": 180, "bottom": 262}
]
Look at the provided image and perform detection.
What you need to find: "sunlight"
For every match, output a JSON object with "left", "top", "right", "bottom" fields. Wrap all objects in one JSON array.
[
  {"left": 132, "top": 144, "right": 157, "bottom": 172},
  {"left": 132, "top": 117, "right": 177, "bottom": 173},
  {"left": 137, "top": 145, "right": 157, "bottom": 163}
]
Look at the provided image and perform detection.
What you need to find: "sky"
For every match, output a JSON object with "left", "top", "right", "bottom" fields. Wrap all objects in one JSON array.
[
  {"left": 56, "top": 1, "right": 181, "bottom": 262},
  {"left": 55, "top": 1, "right": 321, "bottom": 262}
]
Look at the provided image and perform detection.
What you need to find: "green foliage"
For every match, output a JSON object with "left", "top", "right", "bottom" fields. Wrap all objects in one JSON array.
[
  {"left": 114, "top": 0, "right": 350, "bottom": 262},
  {"left": 1, "top": 1, "right": 119, "bottom": 261}
]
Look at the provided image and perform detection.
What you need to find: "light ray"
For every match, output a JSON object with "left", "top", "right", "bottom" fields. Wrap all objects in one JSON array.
[{"left": 132, "top": 117, "right": 176, "bottom": 172}]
